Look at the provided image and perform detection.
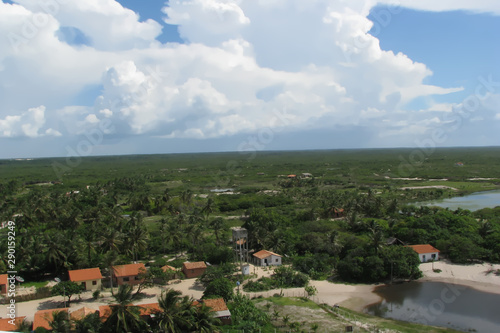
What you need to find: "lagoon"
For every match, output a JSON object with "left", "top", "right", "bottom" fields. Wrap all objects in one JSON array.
[
  {"left": 417, "top": 189, "right": 500, "bottom": 211},
  {"left": 365, "top": 281, "right": 500, "bottom": 332}
]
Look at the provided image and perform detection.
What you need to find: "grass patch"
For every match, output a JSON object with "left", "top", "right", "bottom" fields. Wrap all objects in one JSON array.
[
  {"left": 322, "top": 305, "right": 462, "bottom": 333},
  {"left": 258, "top": 296, "right": 320, "bottom": 310},
  {"left": 20, "top": 280, "right": 49, "bottom": 289}
]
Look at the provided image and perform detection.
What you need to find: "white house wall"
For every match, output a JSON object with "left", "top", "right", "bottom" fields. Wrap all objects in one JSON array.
[
  {"left": 419, "top": 252, "right": 439, "bottom": 262},
  {"left": 256, "top": 254, "right": 282, "bottom": 266}
]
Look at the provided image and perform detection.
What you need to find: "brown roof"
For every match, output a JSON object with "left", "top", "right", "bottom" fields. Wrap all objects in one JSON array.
[
  {"left": 0, "top": 317, "right": 26, "bottom": 331},
  {"left": 112, "top": 263, "right": 146, "bottom": 277},
  {"left": 0, "top": 274, "right": 7, "bottom": 285},
  {"left": 253, "top": 250, "right": 281, "bottom": 259},
  {"left": 408, "top": 244, "right": 440, "bottom": 254},
  {"left": 183, "top": 261, "right": 207, "bottom": 270},
  {"left": 70, "top": 307, "right": 97, "bottom": 320},
  {"left": 98, "top": 305, "right": 112, "bottom": 319},
  {"left": 139, "top": 303, "right": 161, "bottom": 316},
  {"left": 287, "top": 174, "right": 296, "bottom": 178},
  {"left": 198, "top": 298, "right": 229, "bottom": 312},
  {"left": 99, "top": 304, "right": 157, "bottom": 319},
  {"left": 33, "top": 308, "right": 69, "bottom": 330},
  {"left": 68, "top": 268, "right": 102, "bottom": 282},
  {"left": 162, "top": 265, "right": 176, "bottom": 272}
]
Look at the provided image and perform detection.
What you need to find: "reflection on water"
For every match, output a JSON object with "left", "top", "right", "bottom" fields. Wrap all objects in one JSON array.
[
  {"left": 365, "top": 281, "right": 500, "bottom": 332},
  {"left": 417, "top": 189, "right": 500, "bottom": 211}
]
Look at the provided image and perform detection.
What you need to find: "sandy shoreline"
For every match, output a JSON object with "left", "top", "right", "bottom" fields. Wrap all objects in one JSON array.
[
  {"left": 418, "top": 260, "right": 500, "bottom": 294},
  {"left": 5, "top": 261, "right": 500, "bottom": 322}
]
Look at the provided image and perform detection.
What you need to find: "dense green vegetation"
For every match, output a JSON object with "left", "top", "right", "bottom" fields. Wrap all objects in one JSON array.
[{"left": 1, "top": 148, "right": 499, "bottom": 331}]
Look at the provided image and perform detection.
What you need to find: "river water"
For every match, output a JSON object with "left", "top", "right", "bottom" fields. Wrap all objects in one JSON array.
[
  {"left": 417, "top": 189, "right": 500, "bottom": 211},
  {"left": 365, "top": 281, "right": 500, "bottom": 332}
]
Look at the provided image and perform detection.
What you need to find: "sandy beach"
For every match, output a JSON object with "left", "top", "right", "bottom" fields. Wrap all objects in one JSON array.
[
  {"left": 419, "top": 260, "right": 500, "bottom": 294},
  {"left": 6, "top": 261, "right": 500, "bottom": 322}
]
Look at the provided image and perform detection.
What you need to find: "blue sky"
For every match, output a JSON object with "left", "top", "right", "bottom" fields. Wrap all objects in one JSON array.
[
  {"left": 0, "top": 0, "right": 499, "bottom": 158},
  {"left": 369, "top": 7, "right": 500, "bottom": 104}
]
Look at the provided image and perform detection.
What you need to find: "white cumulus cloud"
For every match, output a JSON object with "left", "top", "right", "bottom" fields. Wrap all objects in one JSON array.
[{"left": 0, "top": 0, "right": 497, "bottom": 156}]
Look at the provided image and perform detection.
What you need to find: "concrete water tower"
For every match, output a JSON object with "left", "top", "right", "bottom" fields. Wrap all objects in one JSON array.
[{"left": 232, "top": 227, "right": 250, "bottom": 275}]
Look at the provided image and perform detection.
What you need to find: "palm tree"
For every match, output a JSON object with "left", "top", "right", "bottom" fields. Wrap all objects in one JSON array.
[
  {"left": 102, "top": 285, "right": 145, "bottom": 333},
  {"left": 166, "top": 220, "right": 183, "bottom": 256},
  {"left": 191, "top": 303, "right": 220, "bottom": 332},
  {"left": 15, "top": 318, "right": 32, "bottom": 333},
  {"left": 282, "top": 314, "right": 290, "bottom": 327},
  {"left": 125, "top": 224, "right": 149, "bottom": 262},
  {"left": 100, "top": 229, "right": 123, "bottom": 254},
  {"left": 73, "top": 312, "right": 102, "bottom": 333},
  {"left": 49, "top": 310, "right": 71, "bottom": 333},
  {"left": 369, "top": 227, "right": 385, "bottom": 255},
  {"left": 44, "top": 232, "right": 68, "bottom": 273},
  {"left": 180, "top": 189, "right": 193, "bottom": 206},
  {"left": 102, "top": 250, "right": 118, "bottom": 295},
  {"left": 80, "top": 224, "right": 98, "bottom": 265},
  {"left": 201, "top": 198, "right": 216, "bottom": 221},
  {"left": 327, "top": 230, "right": 343, "bottom": 256},
  {"left": 154, "top": 289, "right": 192, "bottom": 332},
  {"left": 209, "top": 217, "right": 226, "bottom": 246}
]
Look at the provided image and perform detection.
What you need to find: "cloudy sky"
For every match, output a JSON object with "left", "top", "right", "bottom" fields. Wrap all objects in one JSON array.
[{"left": 0, "top": 0, "right": 499, "bottom": 158}]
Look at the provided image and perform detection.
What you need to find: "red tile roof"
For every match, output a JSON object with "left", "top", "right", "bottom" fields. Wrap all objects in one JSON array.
[
  {"left": 253, "top": 250, "right": 281, "bottom": 259},
  {"left": 112, "top": 263, "right": 146, "bottom": 277},
  {"left": 98, "top": 305, "right": 113, "bottom": 319},
  {"left": 408, "top": 244, "right": 440, "bottom": 254},
  {"left": 33, "top": 308, "right": 69, "bottom": 330},
  {"left": 68, "top": 268, "right": 102, "bottom": 282},
  {"left": 99, "top": 304, "right": 159, "bottom": 319},
  {"left": 0, "top": 317, "right": 26, "bottom": 331},
  {"left": 162, "top": 265, "right": 176, "bottom": 272},
  {"left": 0, "top": 274, "right": 7, "bottom": 286},
  {"left": 138, "top": 303, "right": 161, "bottom": 316},
  {"left": 193, "top": 298, "right": 228, "bottom": 312},
  {"left": 70, "top": 307, "right": 97, "bottom": 320},
  {"left": 183, "top": 262, "right": 207, "bottom": 270}
]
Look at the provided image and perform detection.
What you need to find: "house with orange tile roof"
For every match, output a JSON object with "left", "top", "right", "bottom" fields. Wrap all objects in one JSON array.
[
  {"left": 112, "top": 263, "right": 146, "bottom": 286},
  {"left": 193, "top": 298, "right": 232, "bottom": 325},
  {"left": 99, "top": 303, "right": 159, "bottom": 320},
  {"left": 98, "top": 305, "right": 113, "bottom": 320},
  {"left": 0, "top": 317, "right": 27, "bottom": 332},
  {"left": 69, "top": 306, "right": 98, "bottom": 320},
  {"left": 0, "top": 274, "right": 8, "bottom": 294},
  {"left": 408, "top": 244, "right": 440, "bottom": 263},
  {"left": 68, "top": 268, "right": 103, "bottom": 291},
  {"left": 138, "top": 303, "right": 161, "bottom": 319},
  {"left": 182, "top": 261, "right": 207, "bottom": 278},
  {"left": 253, "top": 250, "right": 282, "bottom": 266},
  {"left": 162, "top": 265, "right": 176, "bottom": 274},
  {"left": 33, "top": 308, "right": 69, "bottom": 331}
]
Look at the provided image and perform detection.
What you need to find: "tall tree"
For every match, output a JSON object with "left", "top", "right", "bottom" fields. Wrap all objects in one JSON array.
[
  {"left": 102, "top": 285, "right": 145, "bottom": 333},
  {"left": 209, "top": 217, "right": 227, "bottom": 246},
  {"left": 154, "top": 289, "right": 193, "bottom": 332},
  {"left": 48, "top": 310, "right": 71, "bottom": 333}
]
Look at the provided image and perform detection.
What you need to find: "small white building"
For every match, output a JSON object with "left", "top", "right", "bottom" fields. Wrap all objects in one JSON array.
[
  {"left": 408, "top": 244, "right": 440, "bottom": 263},
  {"left": 253, "top": 250, "right": 282, "bottom": 266}
]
